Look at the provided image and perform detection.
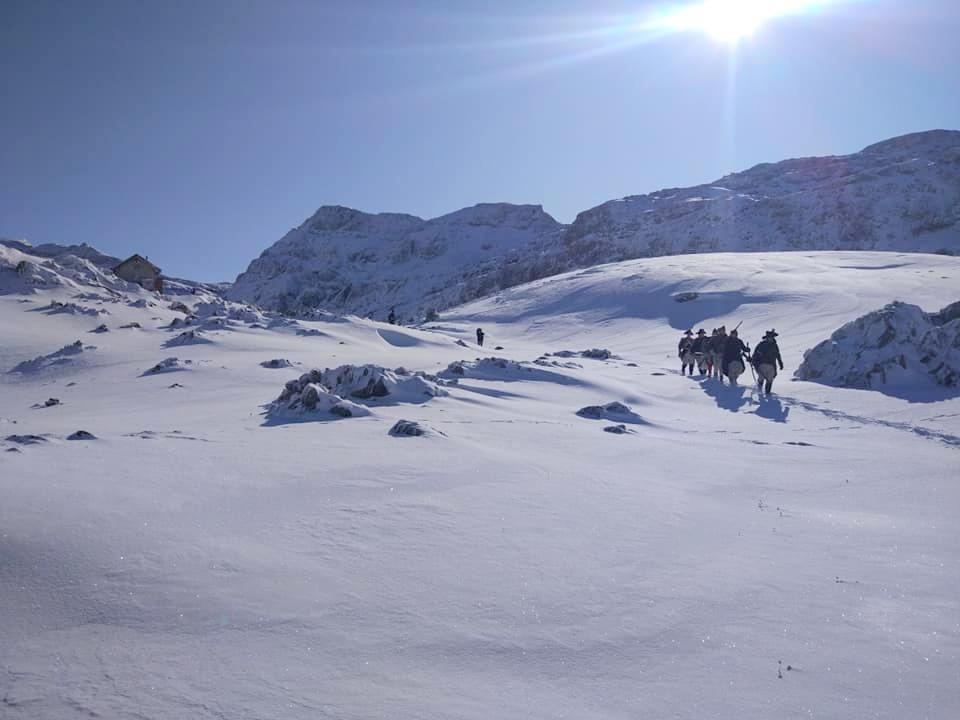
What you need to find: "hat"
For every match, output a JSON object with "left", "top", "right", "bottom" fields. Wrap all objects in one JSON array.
[
  {"left": 684, "top": 329, "right": 693, "bottom": 336},
  {"left": 697, "top": 329, "right": 706, "bottom": 335},
  {"left": 764, "top": 329, "right": 779, "bottom": 338}
]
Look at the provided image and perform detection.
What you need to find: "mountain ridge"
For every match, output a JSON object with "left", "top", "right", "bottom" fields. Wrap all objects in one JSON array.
[{"left": 227, "top": 129, "right": 960, "bottom": 319}]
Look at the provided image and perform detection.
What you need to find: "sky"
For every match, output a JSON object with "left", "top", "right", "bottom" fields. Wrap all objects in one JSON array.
[{"left": 1, "top": 0, "right": 958, "bottom": 281}]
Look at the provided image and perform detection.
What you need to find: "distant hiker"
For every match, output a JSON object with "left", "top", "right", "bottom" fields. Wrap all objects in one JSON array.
[
  {"left": 708, "top": 326, "right": 727, "bottom": 379},
  {"left": 476, "top": 328, "right": 485, "bottom": 346},
  {"left": 678, "top": 330, "right": 695, "bottom": 375},
  {"left": 388, "top": 307, "right": 396, "bottom": 325},
  {"left": 691, "top": 328, "right": 709, "bottom": 375},
  {"left": 752, "top": 329, "right": 785, "bottom": 396},
  {"left": 722, "top": 328, "right": 751, "bottom": 386}
]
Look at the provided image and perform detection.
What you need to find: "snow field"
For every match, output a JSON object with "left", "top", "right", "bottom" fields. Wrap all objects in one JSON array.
[{"left": 1, "top": 251, "right": 958, "bottom": 719}]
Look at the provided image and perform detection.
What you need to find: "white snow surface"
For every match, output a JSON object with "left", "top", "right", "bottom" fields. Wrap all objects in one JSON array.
[{"left": 2, "top": 250, "right": 960, "bottom": 719}]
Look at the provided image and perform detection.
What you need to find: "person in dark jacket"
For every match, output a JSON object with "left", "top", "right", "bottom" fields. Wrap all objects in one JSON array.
[
  {"left": 752, "top": 329, "right": 785, "bottom": 395},
  {"left": 722, "top": 328, "right": 751, "bottom": 385},
  {"left": 476, "top": 327, "right": 485, "bottom": 346},
  {"left": 388, "top": 307, "right": 397, "bottom": 325},
  {"left": 708, "top": 326, "right": 727, "bottom": 380},
  {"left": 678, "top": 330, "right": 695, "bottom": 375},
  {"left": 691, "top": 328, "right": 709, "bottom": 375}
]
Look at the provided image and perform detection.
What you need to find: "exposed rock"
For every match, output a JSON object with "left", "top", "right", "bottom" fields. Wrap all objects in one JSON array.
[
  {"left": 5, "top": 434, "right": 48, "bottom": 445},
  {"left": 314, "top": 364, "right": 445, "bottom": 402},
  {"left": 388, "top": 419, "right": 442, "bottom": 437},
  {"left": 91, "top": 323, "right": 109, "bottom": 333},
  {"left": 119, "top": 322, "right": 141, "bottom": 329},
  {"left": 144, "top": 357, "right": 191, "bottom": 375},
  {"left": 260, "top": 358, "right": 294, "bottom": 369},
  {"left": 267, "top": 380, "right": 369, "bottom": 421},
  {"left": 164, "top": 329, "right": 212, "bottom": 347},
  {"left": 550, "top": 348, "right": 615, "bottom": 360},
  {"left": 41, "top": 300, "right": 107, "bottom": 317},
  {"left": 673, "top": 292, "right": 699, "bottom": 303},
  {"left": 10, "top": 340, "right": 89, "bottom": 374},
  {"left": 32, "top": 397, "right": 61, "bottom": 408},
  {"left": 576, "top": 401, "right": 648, "bottom": 424},
  {"left": 295, "top": 328, "right": 327, "bottom": 337},
  {"left": 603, "top": 424, "right": 634, "bottom": 434},
  {"left": 67, "top": 430, "right": 97, "bottom": 440},
  {"left": 440, "top": 357, "right": 579, "bottom": 385},
  {"left": 796, "top": 301, "right": 960, "bottom": 390}
]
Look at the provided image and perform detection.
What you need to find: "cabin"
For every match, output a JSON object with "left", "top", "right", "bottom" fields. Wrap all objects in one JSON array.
[{"left": 113, "top": 254, "right": 163, "bottom": 292}]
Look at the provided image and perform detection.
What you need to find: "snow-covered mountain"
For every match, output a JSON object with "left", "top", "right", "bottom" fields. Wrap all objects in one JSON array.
[
  {"left": 228, "top": 130, "right": 960, "bottom": 319},
  {"left": 227, "top": 203, "right": 565, "bottom": 321},
  {"left": 562, "top": 129, "right": 960, "bottom": 266}
]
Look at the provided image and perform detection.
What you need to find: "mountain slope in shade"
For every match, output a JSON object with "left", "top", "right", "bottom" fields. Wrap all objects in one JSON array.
[{"left": 228, "top": 130, "right": 960, "bottom": 319}]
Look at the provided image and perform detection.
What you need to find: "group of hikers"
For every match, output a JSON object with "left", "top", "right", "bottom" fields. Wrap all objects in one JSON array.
[{"left": 678, "top": 325, "right": 784, "bottom": 395}]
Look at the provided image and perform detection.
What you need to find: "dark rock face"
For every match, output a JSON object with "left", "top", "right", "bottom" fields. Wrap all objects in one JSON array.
[
  {"left": 389, "top": 420, "right": 431, "bottom": 437},
  {"left": 603, "top": 424, "right": 630, "bottom": 434},
  {"left": 5, "top": 434, "right": 48, "bottom": 445},
  {"left": 67, "top": 430, "right": 97, "bottom": 440}
]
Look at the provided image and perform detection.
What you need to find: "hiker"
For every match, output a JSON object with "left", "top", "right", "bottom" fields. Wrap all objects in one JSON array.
[
  {"left": 752, "top": 329, "right": 785, "bottom": 396},
  {"left": 709, "top": 326, "right": 727, "bottom": 380},
  {"left": 388, "top": 307, "right": 396, "bottom": 325},
  {"left": 691, "top": 328, "right": 709, "bottom": 375},
  {"left": 722, "top": 328, "right": 751, "bottom": 386},
  {"left": 705, "top": 329, "right": 717, "bottom": 376},
  {"left": 678, "top": 330, "right": 695, "bottom": 375},
  {"left": 476, "top": 328, "right": 485, "bottom": 346}
]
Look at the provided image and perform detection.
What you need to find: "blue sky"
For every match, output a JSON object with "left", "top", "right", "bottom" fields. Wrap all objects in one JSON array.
[{"left": 2, "top": 0, "right": 958, "bottom": 281}]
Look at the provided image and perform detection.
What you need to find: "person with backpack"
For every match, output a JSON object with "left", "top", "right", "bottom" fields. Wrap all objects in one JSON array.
[
  {"left": 708, "top": 326, "right": 727, "bottom": 380},
  {"left": 691, "top": 328, "right": 709, "bottom": 375},
  {"left": 722, "top": 328, "right": 751, "bottom": 385},
  {"left": 476, "top": 328, "right": 485, "bottom": 347},
  {"left": 678, "top": 330, "right": 695, "bottom": 375},
  {"left": 388, "top": 307, "right": 397, "bottom": 325},
  {"left": 752, "top": 329, "right": 785, "bottom": 395}
]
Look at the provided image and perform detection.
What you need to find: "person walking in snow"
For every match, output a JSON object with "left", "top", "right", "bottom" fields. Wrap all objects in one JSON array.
[
  {"left": 678, "top": 330, "right": 695, "bottom": 375},
  {"left": 388, "top": 307, "right": 396, "bottom": 325},
  {"left": 752, "top": 329, "right": 785, "bottom": 396},
  {"left": 708, "top": 326, "right": 727, "bottom": 380},
  {"left": 476, "top": 327, "right": 485, "bottom": 347},
  {"left": 691, "top": 328, "right": 709, "bottom": 375},
  {"left": 722, "top": 328, "right": 751, "bottom": 386}
]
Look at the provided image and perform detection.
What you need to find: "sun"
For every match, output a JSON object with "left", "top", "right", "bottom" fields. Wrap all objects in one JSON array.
[{"left": 657, "top": 0, "right": 822, "bottom": 44}]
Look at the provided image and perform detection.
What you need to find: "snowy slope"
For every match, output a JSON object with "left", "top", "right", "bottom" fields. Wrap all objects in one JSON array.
[
  {"left": 2, "top": 251, "right": 959, "bottom": 719},
  {"left": 227, "top": 203, "right": 564, "bottom": 321},
  {"left": 228, "top": 130, "right": 960, "bottom": 320}
]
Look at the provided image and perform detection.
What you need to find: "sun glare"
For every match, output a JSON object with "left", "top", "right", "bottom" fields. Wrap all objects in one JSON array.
[{"left": 657, "top": 0, "right": 823, "bottom": 44}]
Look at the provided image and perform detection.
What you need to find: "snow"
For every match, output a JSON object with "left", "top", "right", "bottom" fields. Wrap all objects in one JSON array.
[{"left": 1, "top": 248, "right": 959, "bottom": 719}]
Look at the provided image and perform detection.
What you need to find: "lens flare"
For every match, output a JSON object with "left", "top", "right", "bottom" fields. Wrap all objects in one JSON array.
[{"left": 654, "top": 0, "right": 827, "bottom": 43}]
